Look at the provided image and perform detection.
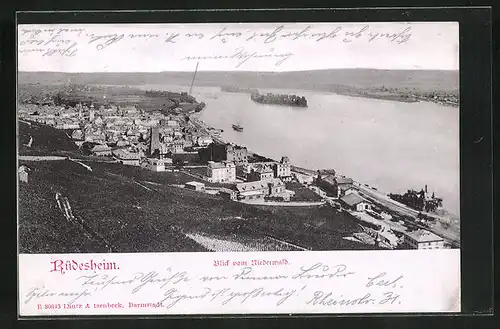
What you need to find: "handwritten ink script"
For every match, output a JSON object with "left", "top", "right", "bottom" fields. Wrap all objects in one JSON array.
[
  {"left": 21, "top": 262, "right": 406, "bottom": 313},
  {"left": 18, "top": 24, "right": 413, "bottom": 69},
  {"left": 18, "top": 251, "right": 461, "bottom": 315}
]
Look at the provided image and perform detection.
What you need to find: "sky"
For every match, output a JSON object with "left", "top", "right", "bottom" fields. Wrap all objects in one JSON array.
[{"left": 17, "top": 22, "right": 459, "bottom": 72}]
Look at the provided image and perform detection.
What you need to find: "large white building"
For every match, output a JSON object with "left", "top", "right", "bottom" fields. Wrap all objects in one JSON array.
[
  {"left": 274, "top": 156, "right": 291, "bottom": 179},
  {"left": 401, "top": 229, "right": 445, "bottom": 249},
  {"left": 207, "top": 161, "right": 236, "bottom": 183},
  {"left": 141, "top": 157, "right": 172, "bottom": 172}
]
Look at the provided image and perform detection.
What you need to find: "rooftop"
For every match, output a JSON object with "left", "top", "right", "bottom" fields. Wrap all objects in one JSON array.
[
  {"left": 405, "top": 229, "right": 444, "bottom": 243},
  {"left": 236, "top": 178, "right": 284, "bottom": 192},
  {"left": 112, "top": 149, "right": 141, "bottom": 160},
  {"left": 339, "top": 185, "right": 356, "bottom": 191},
  {"left": 336, "top": 177, "right": 354, "bottom": 185},
  {"left": 321, "top": 174, "right": 336, "bottom": 185},
  {"left": 236, "top": 181, "right": 268, "bottom": 192},
  {"left": 340, "top": 193, "right": 367, "bottom": 206},
  {"left": 208, "top": 161, "right": 235, "bottom": 169},
  {"left": 185, "top": 181, "right": 205, "bottom": 187},
  {"left": 253, "top": 164, "right": 274, "bottom": 173}
]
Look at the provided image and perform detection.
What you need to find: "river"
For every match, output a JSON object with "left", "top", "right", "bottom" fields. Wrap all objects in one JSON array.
[{"left": 137, "top": 84, "right": 460, "bottom": 217}]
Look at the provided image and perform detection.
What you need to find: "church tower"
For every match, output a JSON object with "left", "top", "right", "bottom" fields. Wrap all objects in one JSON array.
[{"left": 148, "top": 126, "right": 161, "bottom": 157}]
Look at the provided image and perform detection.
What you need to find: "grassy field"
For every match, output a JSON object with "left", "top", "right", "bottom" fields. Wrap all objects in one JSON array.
[{"left": 18, "top": 121, "right": 78, "bottom": 155}]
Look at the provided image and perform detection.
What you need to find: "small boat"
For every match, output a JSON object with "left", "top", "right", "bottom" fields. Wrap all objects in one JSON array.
[{"left": 232, "top": 124, "right": 243, "bottom": 132}]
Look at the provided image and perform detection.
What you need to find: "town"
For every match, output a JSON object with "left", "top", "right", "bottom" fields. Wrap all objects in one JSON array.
[{"left": 18, "top": 88, "right": 456, "bottom": 251}]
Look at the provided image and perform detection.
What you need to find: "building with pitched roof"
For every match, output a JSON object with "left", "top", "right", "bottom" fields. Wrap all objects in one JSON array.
[
  {"left": 401, "top": 229, "right": 445, "bottom": 249},
  {"left": 235, "top": 180, "right": 268, "bottom": 201},
  {"left": 90, "top": 144, "right": 113, "bottom": 156},
  {"left": 185, "top": 181, "right": 206, "bottom": 192},
  {"left": 141, "top": 157, "right": 170, "bottom": 172},
  {"left": 112, "top": 149, "right": 141, "bottom": 166},
  {"left": 340, "top": 193, "right": 372, "bottom": 212},
  {"left": 339, "top": 185, "right": 358, "bottom": 198},
  {"left": 235, "top": 178, "right": 291, "bottom": 201},
  {"left": 199, "top": 143, "right": 248, "bottom": 165},
  {"left": 247, "top": 164, "right": 274, "bottom": 182},
  {"left": 274, "top": 156, "right": 291, "bottom": 180},
  {"left": 207, "top": 161, "right": 236, "bottom": 183}
]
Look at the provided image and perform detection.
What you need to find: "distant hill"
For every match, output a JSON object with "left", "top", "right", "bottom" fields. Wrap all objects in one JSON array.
[{"left": 18, "top": 69, "right": 459, "bottom": 93}]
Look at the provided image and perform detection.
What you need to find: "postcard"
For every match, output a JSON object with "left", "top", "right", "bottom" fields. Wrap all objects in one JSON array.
[{"left": 17, "top": 21, "right": 461, "bottom": 316}]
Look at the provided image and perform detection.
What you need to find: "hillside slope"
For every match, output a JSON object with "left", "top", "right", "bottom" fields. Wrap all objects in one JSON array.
[
  {"left": 18, "top": 120, "right": 78, "bottom": 155},
  {"left": 18, "top": 159, "right": 377, "bottom": 253}
]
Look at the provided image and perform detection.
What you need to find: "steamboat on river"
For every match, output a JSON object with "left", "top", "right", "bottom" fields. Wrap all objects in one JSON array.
[
  {"left": 250, "top": 92, "right": 308, "bottom": 108},
  {"left": 232, "top": 124, "right": 244, "bottom": 132}
]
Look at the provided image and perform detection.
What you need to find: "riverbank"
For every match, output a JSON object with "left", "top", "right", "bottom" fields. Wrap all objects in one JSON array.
[
  {"left": 21, "top": 69, "right": 459, "bottom": 108},
  {"left": 190, "top": 105, "right": 460, "bottom": 246},
  {"left": 329, "top": 85, "right": 458, "bottom": 107}
]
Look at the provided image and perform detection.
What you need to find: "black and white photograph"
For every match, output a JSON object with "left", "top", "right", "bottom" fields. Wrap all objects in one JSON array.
[{"left": 17, "top": 22, "right": 460, "bottom": 254}]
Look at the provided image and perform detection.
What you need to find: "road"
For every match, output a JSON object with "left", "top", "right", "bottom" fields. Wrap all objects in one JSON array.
[
  {"left": 240, "top": 200, "right": 326, "bottom": 207},
  {"left": 19, "top": 155, "right": 67, "bottom": 161}
]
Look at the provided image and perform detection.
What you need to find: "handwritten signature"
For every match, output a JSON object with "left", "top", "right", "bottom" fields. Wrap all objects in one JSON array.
[{"left": 181, "top": 47, "right": 294, "bottom": 68}]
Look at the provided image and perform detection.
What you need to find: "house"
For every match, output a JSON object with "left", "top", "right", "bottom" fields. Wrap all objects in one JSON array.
[
  {"left": 316, "top": 173, "right": 338, "bottom": 197},
  {"left": 197, "top": 136, "right": 213, "bottom": 147},
  {"left": 19, "top": 165, "right": 30, "bottom": 183},
  {"left": 340, "top": 193, "right": 372, "bottom": 212},
  {"left": 401, "top": 229, "right": 445, "bottom": 250},
  {"left": 71, "top": 130, "right": 84, "bottom": 140},
  {"left": 112, "top": 149, "right": 141, "bottom": 166},
  {"left": 218, "top": 188, "right": 237, "bottom": 201},
  {"left": 235, "top": 181, "right": 268, "bottom": 201},
  {"left": 317, "top": 174, "right": 355, "bottom": 198},
  {"left": 63, "top": 123, "right": 80, "bottom": 130},
  {"left": 185, "top": 181, "right": 205, "bottom": 192},
  {"left": 336, "top": 177, "right": 354, "bottom": 198},
  {"left": 235, "top": 178, "right": 290, "bottom": 201},
  {"left": 90, "top": 144, "right": 113, "bottom": 156},
  {"left": 339, "top": 185, "right": 358, "bottom": 197},
  {"left": 169, "top": 140, "right": 185, "bottom": 154},
  {"left": 207, "top": 161, "right": 236, "bottom": 183},
  {"left": 273, "top": 156, "right": 292, "bottom": 180},
  {"left": 244, "top": 161, "right": 273, "bottom": 174},
  {"left": 199, "top": 143, "right": 248, "bottom": 165},
  {"left": 226, "top": 144, "right": 249, "bottom": 165},
  {"left": 247, "top": 165, "right": 274, "bottom": 182},
  {"left": 141, "top": 157, "right": 167, "bottom": 172},
  {"left": 266, "top": 178, "right": 294, "bottom": 201}
]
